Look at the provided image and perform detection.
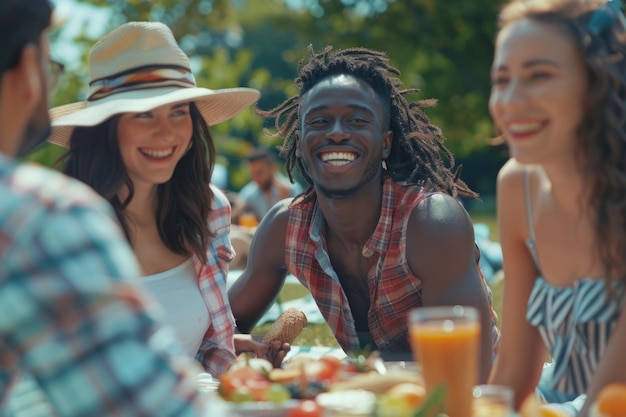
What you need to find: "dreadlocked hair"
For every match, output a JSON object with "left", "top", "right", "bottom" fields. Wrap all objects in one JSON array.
[{"left": 255, "top": 45, "right": 477, "bottom": 199}]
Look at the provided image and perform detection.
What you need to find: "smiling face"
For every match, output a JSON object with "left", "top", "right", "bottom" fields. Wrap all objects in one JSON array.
[
  {"left": 117, "top": 102, "right": 193, "bottom": 190},
  {"left": 489, "top": 18, "right": 588, "bottom": 164},
  {"left": 297, "top": 74, "right": 392, "bottom": 198}
]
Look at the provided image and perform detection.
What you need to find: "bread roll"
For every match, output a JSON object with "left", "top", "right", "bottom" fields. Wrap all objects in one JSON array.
[
  {"left": 328, "top": 371, "right": 424, "bottom": 394},
  {"left": 262, "top": 307, "right": 308, "bottom": 344}
]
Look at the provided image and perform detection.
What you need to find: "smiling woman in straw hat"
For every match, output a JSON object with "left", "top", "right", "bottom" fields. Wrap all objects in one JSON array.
[{"left": 49, "top": 21, "right": 288, "bottom": 377}]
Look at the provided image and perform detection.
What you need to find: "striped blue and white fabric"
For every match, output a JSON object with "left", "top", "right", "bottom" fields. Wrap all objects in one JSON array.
[
  {"left": 526, "top": 277, "right": 623, "bottom": 395},
  {"left": 523, "top": 169, "right": 624, "bottom": 397}
]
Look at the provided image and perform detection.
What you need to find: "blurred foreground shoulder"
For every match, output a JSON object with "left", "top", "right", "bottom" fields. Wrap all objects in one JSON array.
[
  {"left": 496, "top": 158, "right": 535, "bottom": 219},
  {"left": 1, "top": 162, "right": 139, "bottom": 281},
  {"left": 6, "top": 162, "right": 118, "bottom": 217},
  {"left": 496, "top": 158, "right": 527, "bottom": 197}
]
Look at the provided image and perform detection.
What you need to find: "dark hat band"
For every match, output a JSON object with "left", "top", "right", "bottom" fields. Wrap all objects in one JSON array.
[{"left": 88, "top": 66, "right": 196, "bottom": 101}]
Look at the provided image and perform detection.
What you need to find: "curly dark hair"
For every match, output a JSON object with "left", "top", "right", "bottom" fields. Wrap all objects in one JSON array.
[
  {"left": 498, "top": 0, "right": 626, "bottom": 286},
  {"left": 56, "top": 102, "right": 215, "bottom": 265},
  {"left": 256, "top": 45, "right": 476, "bottom": 199}
]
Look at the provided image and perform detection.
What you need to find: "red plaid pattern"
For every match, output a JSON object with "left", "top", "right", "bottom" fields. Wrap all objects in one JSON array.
[
  {"left": 193, "top": 186, "right": 237, "bottom": 376},
  {"left": 285, "top": 177, "right": 500, "bottom": 353}
]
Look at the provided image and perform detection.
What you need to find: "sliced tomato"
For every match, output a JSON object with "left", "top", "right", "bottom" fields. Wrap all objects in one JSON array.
[
  {"left": 304, "top": 358, "right": 341, "bottom": 382},
  {"left": 218, "top": 366, "right": 268, "bottom": 400},
  {"left": 318, "top": 355, "right": 343, "bottom": 371},
  {"left": 246, "top": 378, "right": 273, "bottom": 401}
]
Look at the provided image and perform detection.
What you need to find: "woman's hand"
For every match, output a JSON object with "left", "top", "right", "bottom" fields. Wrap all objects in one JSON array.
[{"left": 233, "top": 334, "right": 290, "bottom": 368}]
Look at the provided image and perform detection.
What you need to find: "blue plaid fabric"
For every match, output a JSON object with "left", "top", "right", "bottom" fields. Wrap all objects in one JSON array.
[{"left": 0, "top": 155, "right": 207, "bottom": 416}]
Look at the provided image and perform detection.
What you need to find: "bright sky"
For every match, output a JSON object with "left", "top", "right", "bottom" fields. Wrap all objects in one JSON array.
[{"left": 51, "top": 0, "right": 110, "bottom": 65}]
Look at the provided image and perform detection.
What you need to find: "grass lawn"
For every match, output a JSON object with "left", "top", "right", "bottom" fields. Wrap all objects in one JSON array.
[
  {"left": 253, "top": 211, "right": 503, "bottom": 348},
  {"left": 470, "top": 212, "right": 500, "bottom": 242},
  {"left": 251, "top": 283, "right": 341, "bottom": 347}
]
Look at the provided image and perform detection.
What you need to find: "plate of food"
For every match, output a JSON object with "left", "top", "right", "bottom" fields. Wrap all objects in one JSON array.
[
  {"left": 218, "top": 309, "right": 428, "bottom": 417},
  {"left": 225, "top": 399, "right": 301, "bottom": 417}
]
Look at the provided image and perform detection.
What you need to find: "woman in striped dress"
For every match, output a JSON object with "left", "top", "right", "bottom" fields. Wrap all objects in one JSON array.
[{"left": 488, "top": 0, "right": 626, "bottom": 415}]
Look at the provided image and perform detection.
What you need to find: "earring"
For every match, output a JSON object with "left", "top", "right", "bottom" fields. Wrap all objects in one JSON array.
[
  {"left": 295, "top": 148, "right": 302, "bottom": 157},
  {"left": 382, "top": 160, "right": 388, "bottom": 170}
]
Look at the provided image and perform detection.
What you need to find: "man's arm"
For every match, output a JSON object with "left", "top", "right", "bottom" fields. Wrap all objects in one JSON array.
[
  {"left": 3, "top": 204, "right": 207, "bottom": 416},
  {"left": 406, "top": 193, "right": 496, "bottom": 383},
  {"left": 228, "top": 200, "right": 291, "bottom": 333}
]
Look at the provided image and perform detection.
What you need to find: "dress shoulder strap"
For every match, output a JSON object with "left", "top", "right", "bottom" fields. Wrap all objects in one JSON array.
[{"left": 524, "top": 169, "right": 542, "bottom": 271}]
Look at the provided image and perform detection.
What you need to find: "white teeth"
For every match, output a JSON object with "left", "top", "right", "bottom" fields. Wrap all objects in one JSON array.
[
  {"left": 320, "top": 152, "right": 356, "bottom": 163},
  {"left": 508, "top": 123, "right": 542, "bottom": 133},
  {"left": 141, "top": 148, "right": 174, "bottom": 158},
  {"left": 327, "top": 160, "right": 350, "bottom": 166}
]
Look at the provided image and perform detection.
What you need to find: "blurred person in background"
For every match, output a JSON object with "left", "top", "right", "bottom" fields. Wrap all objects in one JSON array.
[{"left": 238, "top": 146, "right": 302, "bottom": 223}]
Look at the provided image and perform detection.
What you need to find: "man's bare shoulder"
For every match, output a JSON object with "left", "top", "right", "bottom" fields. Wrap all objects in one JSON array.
[
  {"left": 250, "top": 198, "right": 292, "bottom": 264},
  {"left": 410, "top": 193, "right": 473, "bottom": 238},
  {"left": 261, "top": 198, "right": 292, "bottom": 228}
]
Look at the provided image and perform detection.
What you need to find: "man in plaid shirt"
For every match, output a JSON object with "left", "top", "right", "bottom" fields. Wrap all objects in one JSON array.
[
  {"left": 0, "top": 1, "right": 210, "bottom": 415},
  {"left": 229, "top": 46, "right": 500, "bottom": 383}
]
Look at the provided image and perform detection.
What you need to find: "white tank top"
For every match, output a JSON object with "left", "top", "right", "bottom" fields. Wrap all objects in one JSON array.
[{"left": 141, "top": 258, "right": 209, "bottom": 358}]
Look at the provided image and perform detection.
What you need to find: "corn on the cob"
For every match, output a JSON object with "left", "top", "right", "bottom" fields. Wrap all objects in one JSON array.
[{"left": 262, "top": 307, "right": 308, "bottom": 344}]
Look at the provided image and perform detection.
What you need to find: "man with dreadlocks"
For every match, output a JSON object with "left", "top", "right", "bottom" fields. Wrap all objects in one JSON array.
[{"left": 228, "top": 46, "right": 499, "bottom": 381}]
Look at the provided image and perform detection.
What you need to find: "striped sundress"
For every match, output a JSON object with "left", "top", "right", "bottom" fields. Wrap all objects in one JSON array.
[{"left": 523, "top": 171, "right": 623, "bottom": 395}]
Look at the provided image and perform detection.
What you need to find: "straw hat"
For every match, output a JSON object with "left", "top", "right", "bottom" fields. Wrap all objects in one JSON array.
[{"left": 49, "top": 21, "right": 260, "bottom": 147}]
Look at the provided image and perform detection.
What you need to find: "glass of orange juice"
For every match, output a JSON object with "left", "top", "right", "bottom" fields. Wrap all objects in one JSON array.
[
  {"left": 472, "top": 385, "right": 513, "bottom": 417},
  {"left": 408, "top": 305, "right": 480, "bottom": 417}
]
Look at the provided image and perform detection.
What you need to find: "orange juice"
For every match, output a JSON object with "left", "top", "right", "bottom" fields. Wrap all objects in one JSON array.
[
  {"left": 239, "top": 213, "right": 259, "bottom": 228},
  {"left": 409, "top": 313, "right": 480, "bottom": 417},
  {"left": 537, "top": 404, "right": 572, "bottom": 417},
  {"left": 473, "top": 399, "right": 510, "bottom": 417},
  {"left": 472, "top": 385, "right": 513, "bottom": 417}
]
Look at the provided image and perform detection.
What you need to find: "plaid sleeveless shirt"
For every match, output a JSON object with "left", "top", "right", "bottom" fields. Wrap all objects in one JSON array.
[{"left": 284, "top": 177, "right": 500, "bottom": 353}]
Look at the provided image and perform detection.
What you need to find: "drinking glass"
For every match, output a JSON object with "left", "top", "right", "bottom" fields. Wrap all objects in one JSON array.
[
  {"left": 473, "top": 385, "right": 514, "bottom": 417},
  {"left": 408, "top": 305, "right": 480, "bottom": 417}
]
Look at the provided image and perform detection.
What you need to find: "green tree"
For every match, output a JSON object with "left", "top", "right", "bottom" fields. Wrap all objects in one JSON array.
[
  {"left": 236, "top": 0, "right": 502, "bottom": 157},
  {"left": 40, "top": 0, "right": 507, "bottom": 194}
]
